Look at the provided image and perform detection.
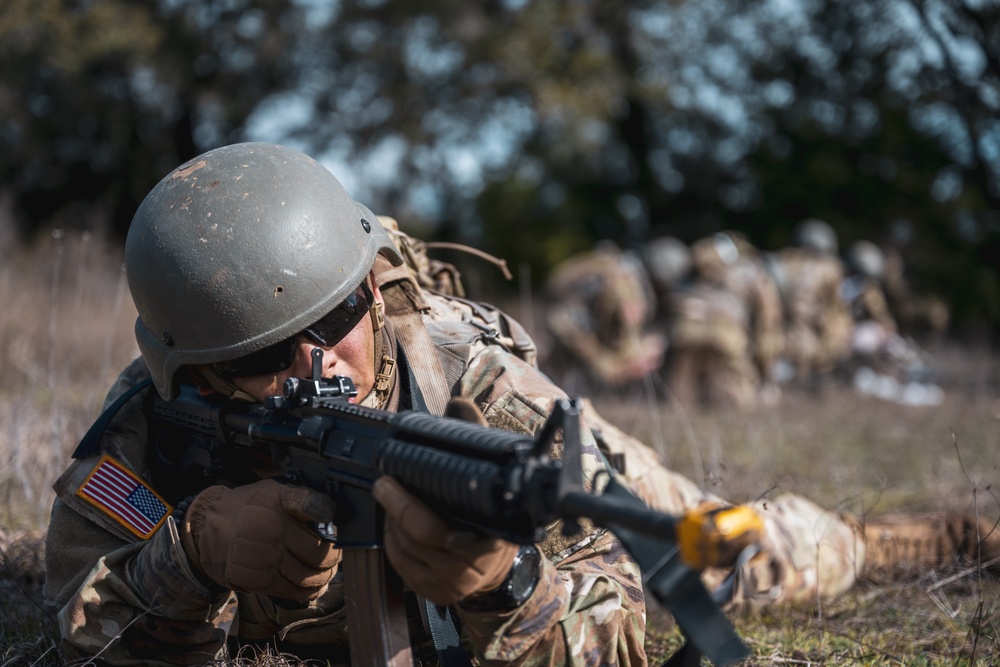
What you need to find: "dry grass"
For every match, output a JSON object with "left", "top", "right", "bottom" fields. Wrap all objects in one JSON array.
[
  {"left": 1, "top": 234, "right": 998, "bottom": 665},
  {"left": 0, "top": 229, "right": 140, "bottom": 530}
]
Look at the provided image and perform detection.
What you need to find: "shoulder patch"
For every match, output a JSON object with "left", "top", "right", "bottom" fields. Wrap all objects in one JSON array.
[{"left": 75, "top": 455, "right": 172, "bottom": 540}]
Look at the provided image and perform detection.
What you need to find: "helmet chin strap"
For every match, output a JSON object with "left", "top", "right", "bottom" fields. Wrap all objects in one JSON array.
[
  {"left": 359, "top": 276, "right": 396, "bottom": 410},
  {"left": 197, "top": 365, "right": 260, "bottom": 403}
]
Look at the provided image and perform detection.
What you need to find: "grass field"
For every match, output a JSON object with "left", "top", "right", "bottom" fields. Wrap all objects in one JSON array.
[{"left": 1, "top": 230, "right": 998, "bottom": 665}]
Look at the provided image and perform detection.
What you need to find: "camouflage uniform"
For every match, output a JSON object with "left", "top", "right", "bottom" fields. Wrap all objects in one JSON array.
[
  {"left": 543, "top": 244, "right": 665, "bottom": 388},
  {"left": 665, "top": 233, "right": 784, "bottom": 409},
  {"left": 44, "top": 266, "right": 648, "bottom": 666},
  {"left": 765, "top": 247, "right": 853, "bottom": 380}
]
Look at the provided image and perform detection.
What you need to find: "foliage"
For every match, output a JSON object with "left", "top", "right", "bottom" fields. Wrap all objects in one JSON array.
[
  {"left": 0, "top": 0, "right": 305, "bottom": 236},
  {"left": 2, "top": 0, "right": 1000, "bottom": 329}
]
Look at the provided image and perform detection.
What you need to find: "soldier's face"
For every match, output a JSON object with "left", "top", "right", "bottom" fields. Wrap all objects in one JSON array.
[{"left": 231, "top": 274, "right": 382, "bottom": 403}]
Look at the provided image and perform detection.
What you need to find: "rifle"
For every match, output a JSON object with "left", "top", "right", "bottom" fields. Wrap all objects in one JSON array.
[{"left": 149, "top": 349, "right": 759, "bottom": 666}]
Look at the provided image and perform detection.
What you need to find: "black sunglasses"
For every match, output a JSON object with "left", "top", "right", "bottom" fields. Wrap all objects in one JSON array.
[{"left": 211, "top": 280, "right": 373, "bottom": 380}]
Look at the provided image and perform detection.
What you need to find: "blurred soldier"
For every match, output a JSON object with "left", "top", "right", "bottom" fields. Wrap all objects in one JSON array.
[
  {"left": 766, "top": 219, "right": 853, "bottom": 386},
  {"left": 665, "top": 231, "right": 784, "bottom": 409},
  {"left": 843, "top": 240, "right": 897, "bottom": 340},
  {"left": 642, "top": 235, "right": 694, "bottom": 322},
  {"left": 843, "top": 241, "right": 943, "bottom": 406},
  {"left": 543, "top": 242, "right": 666, "bottom": 389}
]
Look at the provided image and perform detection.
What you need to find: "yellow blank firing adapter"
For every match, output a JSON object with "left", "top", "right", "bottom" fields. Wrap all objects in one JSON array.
[{"left": 677, "top": 502, "right": 764, "bottom": 570}]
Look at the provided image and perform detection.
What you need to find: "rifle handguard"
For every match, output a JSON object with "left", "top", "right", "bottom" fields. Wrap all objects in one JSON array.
[{"left": 676, "top": 503, "right": 764, "bottom": 571}]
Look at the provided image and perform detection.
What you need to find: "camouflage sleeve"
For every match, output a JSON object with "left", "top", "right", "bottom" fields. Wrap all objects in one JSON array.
[
  {"left": 44, "top": 361, "right": 238, "bottom": 665},
  {"left": 458, "top": 531, "right": 646, "bottom": 666},
  {"left": 454, "top": 345, "right": 648, "bottom": 665},
  {"left": 46, "top": 497, "right": 236, "bottom": 665}
]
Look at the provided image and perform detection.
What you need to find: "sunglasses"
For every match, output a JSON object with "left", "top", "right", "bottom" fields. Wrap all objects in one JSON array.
[{"left": 211, "top": 280, "right": 373, "bottom": 380}]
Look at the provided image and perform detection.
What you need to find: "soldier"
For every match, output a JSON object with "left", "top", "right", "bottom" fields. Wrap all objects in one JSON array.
[
  {"left": 664, "top": 231, "right": 784, "bottom": 409},
  {"left": 843, "top": 241, "right": 943, "bottom": 406},
  {"left": 843, "top": 240, "right": 898, "bottom": 342},
  {"left": 43, "top": 144, "right": 997, "bottom": 666},
  {"left": 766, "top": 219, "right": 853, "bottom": 386},
  {"left": 43, "top": 144, "right": 649, "bottom": 666},
  {"left": 543, "top": 242, "right": 666, "bottom": 391}
]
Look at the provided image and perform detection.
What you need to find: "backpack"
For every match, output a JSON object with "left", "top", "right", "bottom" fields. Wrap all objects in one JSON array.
[{"left": 373, "top": 217, "right": 538, "bottom": 414}]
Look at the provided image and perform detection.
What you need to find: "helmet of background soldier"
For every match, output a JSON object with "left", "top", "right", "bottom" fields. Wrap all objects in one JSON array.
[
  {"left": 125, "top": 142, "right": 404, "bottom": 400},
  {"left": 847, "top": 240, "right": 886, "bottom": 280},
  {"left": 643, "top": 236, "right": 692, "bottom": 292},
  {"left": 793, "top": 218, "right": 838, "bottom": 254},
  {"left": 691, "top": 231, "right": 745, "bottom": 281}
]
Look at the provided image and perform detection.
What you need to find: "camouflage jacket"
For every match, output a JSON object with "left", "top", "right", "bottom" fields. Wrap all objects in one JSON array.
[
  {"left": 669, "top": 246, "right": 784, "bottom": 379},
  {"left": 43, "top": 276, "right": 647, "bottom": 666},
  {"left": 766, "top": 248, "right": 853, "bottom": 371},
  {"left": 768, "top": 248, "right": 849, "bottom": 332}
]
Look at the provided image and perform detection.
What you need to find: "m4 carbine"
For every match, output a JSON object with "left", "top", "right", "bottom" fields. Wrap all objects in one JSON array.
[{"left": 150, "top": 349, "right": 761, "bottom": 667}]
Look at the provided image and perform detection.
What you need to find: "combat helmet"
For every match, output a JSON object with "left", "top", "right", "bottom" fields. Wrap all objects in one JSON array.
[
  {"left": 643, "top": 236, "right": 692, "bottom": 291},
  {"left": 847, "top": 240, "right": 886, "bottom": 280},
  {"left": 793, "top": 218, "right": 838, "bottom": 254},
  {"left": 126, "top": 142, "right": 403, "bottom": 400}
]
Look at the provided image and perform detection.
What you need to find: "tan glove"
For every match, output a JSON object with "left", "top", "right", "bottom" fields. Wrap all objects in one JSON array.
[
  {"left": 181, "top": 479, "right": 342, "bottom": 602},
  {"left": 373, "top": 476, "right": 518, "bottom": 606}
]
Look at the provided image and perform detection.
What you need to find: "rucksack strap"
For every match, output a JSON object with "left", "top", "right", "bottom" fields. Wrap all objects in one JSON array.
[
  {"left": 72, "top": 379, "right": 154, "bottom": 459},
  {"left": 375, "top": 256, "right": 451, "bottom": 416}
]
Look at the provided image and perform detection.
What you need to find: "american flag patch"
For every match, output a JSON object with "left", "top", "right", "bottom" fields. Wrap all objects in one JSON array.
[{"left": 76, "top": 455, "right": 172, "bottom": 540}]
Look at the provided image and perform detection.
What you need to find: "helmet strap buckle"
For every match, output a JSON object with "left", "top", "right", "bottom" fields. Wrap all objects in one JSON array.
[
  {"left": 374, "top": 355, "right": 396, "bottom": 393},
  {"left": 370, "top": 300, "right": 385, "bottom": 332}
]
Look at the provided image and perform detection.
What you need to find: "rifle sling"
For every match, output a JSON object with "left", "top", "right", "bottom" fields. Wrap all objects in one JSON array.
[
  {"left": 422, "top": 599, "right": 473, "bottom": 667},
  {"left": 379, "top": 266, "right": 451, "bottom": 415},
  {"left": 600, "top": 475, "right": 750, "bottom": 667},
  {"left": 400, "top": 351, "right": 475, "bottom": 666},
  {"left": 72, "top": 378, "right": 154, "bottom": 459}
]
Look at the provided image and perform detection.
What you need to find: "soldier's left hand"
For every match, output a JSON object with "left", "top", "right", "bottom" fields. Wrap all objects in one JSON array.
[{"left": 373, "top": 476, "right": 518, "bottom": 606}]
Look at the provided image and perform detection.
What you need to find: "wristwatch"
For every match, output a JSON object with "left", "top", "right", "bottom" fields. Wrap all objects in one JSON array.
[{"left": 459, "top": 545, "right": 542, "bottom": 612}]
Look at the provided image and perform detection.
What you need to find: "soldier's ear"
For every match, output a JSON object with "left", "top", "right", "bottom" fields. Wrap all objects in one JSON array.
[
  {"left": 185, "top": 367, "right": 218, "bottom": 397},
  {"left": 369, "top": 271, "right": 384, "bottom": 303}
]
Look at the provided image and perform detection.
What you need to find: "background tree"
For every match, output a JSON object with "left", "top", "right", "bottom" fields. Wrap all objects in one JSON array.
[
  {"left": 0, "top": 0, "right": 304, "bottom": 236},
  {"left": 1, "top": 0, "right": 998, "bottom": 331}
]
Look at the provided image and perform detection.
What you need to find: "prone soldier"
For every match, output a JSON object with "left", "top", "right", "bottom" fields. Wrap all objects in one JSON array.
[{"left": 43, "top": 144, "right": 652, "bottom": 666}]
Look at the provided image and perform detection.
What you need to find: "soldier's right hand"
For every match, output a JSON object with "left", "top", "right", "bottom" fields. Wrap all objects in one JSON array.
[{"left": 180, "top": 479, "right": 342, "bottom": 602}]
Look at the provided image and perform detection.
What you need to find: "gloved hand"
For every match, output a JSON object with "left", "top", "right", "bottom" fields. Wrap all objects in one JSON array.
[
  {"left": 372, "top": 476, "right": 518, "bottom": 607},
  {"left": 180, "top": 479, "right": 342, "bottom": 602}
]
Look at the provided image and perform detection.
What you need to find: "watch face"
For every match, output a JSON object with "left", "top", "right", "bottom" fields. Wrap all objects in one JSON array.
[
  {"left": 509, "top": 545, "right": 542, "bottom": 604},
  {"left": 459, "top": 544, "right": 542, "bottom": 613}
]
